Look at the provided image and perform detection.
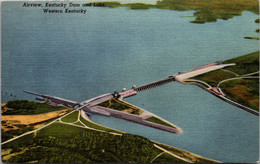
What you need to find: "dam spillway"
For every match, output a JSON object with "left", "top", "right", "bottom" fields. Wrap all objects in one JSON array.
[{"left": 133, "top": 76, "right": 175, "bottom": 92}]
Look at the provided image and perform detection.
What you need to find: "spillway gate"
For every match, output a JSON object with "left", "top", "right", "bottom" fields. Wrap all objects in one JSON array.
[{"left": 133, "top": 76, "right": 175, "bottom": 92}]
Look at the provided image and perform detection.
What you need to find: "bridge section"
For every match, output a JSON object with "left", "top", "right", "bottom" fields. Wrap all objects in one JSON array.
[{"left": 134, "top": 76, "right": 175, "bottom": 92}]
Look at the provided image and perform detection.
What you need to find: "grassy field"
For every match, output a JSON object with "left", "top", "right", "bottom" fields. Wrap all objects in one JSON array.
[
  {"left": 97, "top": 0, "right": 259, "bottom": 24},
  {"left": 79, "top": 115, "right": 124, "bottom": 134},
  {"left": 220, "top": 78, "right": 259, "bottom": 111},
  {"left": 223, "top": 51, "right": 259, "bottom": 75},
  {"left": 190, "top": 69, "right": 236, "bottom": 86},
  {"left": 61, "top": 111, "right": 79, "bottom": 123},
  {"left": 2, "top": 101, "right": 66, "bottom": 115},
  {"left": 145, "top": 116, "right": 176, "bottom": 128},
  {"left": 97, "top": 98, "right": 142, "bottom": 115},
  {"left": 98, "top": 98, "right": 129, "bottom": 111},
  {"left": 1, "top": 122, "right": 193, "bottom": 163},
  {"left": 74, "top": 121, "right": 85, "bottom": 127}
]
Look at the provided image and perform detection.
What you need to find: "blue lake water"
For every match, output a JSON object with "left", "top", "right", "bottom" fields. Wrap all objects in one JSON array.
[{"left": 1, "top": 2, "right": 259, "bottom": 162}]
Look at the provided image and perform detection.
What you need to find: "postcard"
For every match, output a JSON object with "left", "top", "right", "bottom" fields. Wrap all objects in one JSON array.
[{"left": 1, "top": 0, "right": 259, "bottom": 163}]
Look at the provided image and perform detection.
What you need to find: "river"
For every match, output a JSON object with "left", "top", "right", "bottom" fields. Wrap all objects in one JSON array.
[{"left": 1, "top": 2, "right": 259, "bottom": 162}]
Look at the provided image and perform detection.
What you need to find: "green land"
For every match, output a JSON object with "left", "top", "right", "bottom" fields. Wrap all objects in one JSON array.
[
  {"left": 61, "top": 110, "right": 79, "bottom": 123},
  {"left": 244, "top": 36, "right": 259, "bottom": 40},
  {"left": 2, "top": 100, "right": 66, "bottom": 115},
  {"left": 188, "top": 51, "right": 259, "bottom": 111},
  {"left": 94, "top": 0, "right": 259, "bottom": 24},
  {"left": 79, "top": 114, "right": 124, "bottom": 134},
  {"left": 60, "top": 110, "right": 122, "bottom": 133},
  {"left": 97, "top": 98, "right": 143, "bottom": 115},
  {"left": 222, "top": 51, "right": 259, "bottom": 74},
  {"left": 190, "top": 69, "right": 236, "bottom": 87},
  {"left": 1, "top": 123, "right": 169, "bottom": 163},
  {"left": 1, "top": 125, "right": 34, "bottom": 143},
  {"left": 1, "top": 121, "right": 218, "bottom": 163}
]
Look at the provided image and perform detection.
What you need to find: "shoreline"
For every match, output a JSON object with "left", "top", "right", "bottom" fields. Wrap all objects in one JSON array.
[{"left": 152, "top": 140, "right": 221, "bottom": 163}]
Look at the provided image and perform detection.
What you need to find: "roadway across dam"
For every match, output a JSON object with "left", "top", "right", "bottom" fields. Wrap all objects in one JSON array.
[
  {"left": 133, "top": 76, "right": 175, "bottom": 92},
  {"left": 118, "top": 63, "right": 235, "bottom": 98},
  {"left": 118, "top": 76, "right": 175, "bottom": 98},
  {"left": 132, "top": 63, "right": 234, "bottom": 93}
]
